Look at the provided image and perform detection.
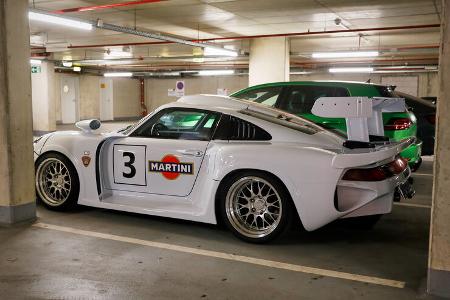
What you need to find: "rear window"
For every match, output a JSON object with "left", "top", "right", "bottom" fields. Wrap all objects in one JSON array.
[
  {"left": 278, "top": 85, "right": 349, "bottom": 115},
  {"left": 233, "top": 86, "right": 282, "bottom": 107},
  {"left": 394, "top": 91, "right": 435, "bottom": 115},
  {"left": 373, "top": 85, "right": 396, "bottom": 97}
]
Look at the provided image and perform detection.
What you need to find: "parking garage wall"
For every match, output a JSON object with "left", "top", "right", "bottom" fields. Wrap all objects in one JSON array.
[
  {"left": 53, "top": 73, "right": 141, "bottom": 123},
  {"left": 113, "top": 78, "right": 141, "bottom": 120},
  {"left": 48, "top": 72, "right": 438, "bottom": 124},
  {"left": 143, "top": 72, "right": 438, "bottom": 111}
]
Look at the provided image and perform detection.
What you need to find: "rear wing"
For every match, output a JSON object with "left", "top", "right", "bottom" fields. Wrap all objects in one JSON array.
[
  {"left": 332, "top": 137, "right": 415, "bottom": 168},
  {"left": 311, "top": 96, "right": 406, "bottom": 143}
]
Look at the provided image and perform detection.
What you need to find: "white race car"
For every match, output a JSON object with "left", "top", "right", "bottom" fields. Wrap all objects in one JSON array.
[{"left": 34, "top": 94, "right": 414, "bottom": 243}]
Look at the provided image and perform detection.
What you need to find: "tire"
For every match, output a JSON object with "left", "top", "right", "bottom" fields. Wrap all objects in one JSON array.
[
  {"left": 219, "top": 171, "right": 293, "bottom": 243},
  {"left": 35, "top": 152, "right": 80, "bottom": 211}
]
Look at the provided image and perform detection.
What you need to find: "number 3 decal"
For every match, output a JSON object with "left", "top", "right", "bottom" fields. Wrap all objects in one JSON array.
[
  {"left": 122, "top": 152, "right": 136, "bottom": 178},
  {"left": 113, "top": 144, "right": 146, "bottom": 186}
]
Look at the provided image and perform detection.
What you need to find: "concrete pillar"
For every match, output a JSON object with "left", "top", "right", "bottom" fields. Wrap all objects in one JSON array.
[
  {"left": 0, "top": 0, "right": 36, "bottom": 225},
  {"left": 32, "top": 61, "right": 56, "bottom": 135},
  {"left": 249, "top": 37, "right": 290, "bottom": 86},
  {"left": 428, "top": 0, "right": 450, "bottom": 297}
]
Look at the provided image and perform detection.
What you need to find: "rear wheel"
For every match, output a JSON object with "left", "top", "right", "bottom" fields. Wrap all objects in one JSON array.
[
  {"left": 219, "top": 171, "right": 293, "bottom": 243},
  {"left": 35, "top": 153, "right": 79, "bottom": 211}
]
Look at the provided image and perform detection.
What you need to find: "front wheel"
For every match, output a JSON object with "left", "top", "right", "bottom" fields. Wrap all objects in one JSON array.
[
  {"left": 219, "top": 171, "right": 293, "bottom": 243},
  {"left": 35, "top": 153, "right": 80, "bottom": 211}
]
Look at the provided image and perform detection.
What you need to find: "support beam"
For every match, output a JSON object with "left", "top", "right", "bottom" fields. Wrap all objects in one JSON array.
[
  {"left": 428, "top": 0, "right": 450, "bottom": 297},
  {"left": 32, "top": 61, "right": 56, "bottom": 135},
  {"left": 0, "top": 0, "right": 36, "bottom": 225},
  {"left": 249, "top": 37, "right": 290, "bottom": 86}
]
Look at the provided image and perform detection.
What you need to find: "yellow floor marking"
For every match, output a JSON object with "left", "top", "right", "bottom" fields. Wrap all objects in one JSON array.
[
  {"left": 33, "top": 222, "right": 406, "bottom": 289},
  {"left": 394, "top": 202, "right": 431, "bottom": 209}
]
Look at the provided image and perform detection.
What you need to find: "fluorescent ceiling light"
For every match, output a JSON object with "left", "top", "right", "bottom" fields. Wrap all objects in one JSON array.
[
  {"left": 198, "top": 70, "right": 234, "bottom": 76},
  {"left": 104, "top": 72, "right": 133, "bottom": 77},
  {"left": 104, "top": 51, "right": 132, "bottom": 58},
  {"left": 30, "top": 59, "right": 42, "bottom": 65},
  {"left": 312, "top": 51, "right": 379, "bottom": 58},
  {"left": 329, "top": 67, "right": 374, "bottom": 73},
  {"left": 62, "top": 61, "right": 73, "bottom": 67},
  {"left": 28, "top": 11, "right": 93, "bottom": 31},
  {"left": 204, "top": 47, "right": 238, "bottom": 57},
  {"left": 73, "top": 66, "right": 81, "bottom": 72}
]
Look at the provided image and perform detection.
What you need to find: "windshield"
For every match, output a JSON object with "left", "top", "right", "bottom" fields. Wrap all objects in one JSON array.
[{"left": 118, "top": 124, "right": 137, "bottom": 134}]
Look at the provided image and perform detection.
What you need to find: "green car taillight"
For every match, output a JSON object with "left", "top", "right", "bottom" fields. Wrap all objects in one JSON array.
[{"left": 384, "top": 118, "right": 412, "bottom": 131}]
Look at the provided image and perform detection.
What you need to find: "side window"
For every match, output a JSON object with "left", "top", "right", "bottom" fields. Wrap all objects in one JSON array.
[
  {"left": 233, "top": 87, "right": 282, "bottom": 107},
  {"left": 131, "top": 108, "right": 220, "bottom": 140},
  {"left": 279, "top": 86, "right": 349, "bottom": 115},
  {"left": 214, "top": 115, "right": 272, "bottom": 141}
]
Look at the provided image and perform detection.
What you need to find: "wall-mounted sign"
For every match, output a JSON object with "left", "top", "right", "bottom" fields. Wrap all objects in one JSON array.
[
  {"left": 100, "top": 83, "right": 106, "bottom": 89},
  {"left": 168, "top": 89, "right": 177, "bottom": 97},
  {"left": 175, "top": 81, "right": 185, "bottom": 97},
  {"left": 217, "top": 88, "right": 229, "bottom": 96},
  {"left": 31, "top": 66, "right": 41, "bottom": 73}
]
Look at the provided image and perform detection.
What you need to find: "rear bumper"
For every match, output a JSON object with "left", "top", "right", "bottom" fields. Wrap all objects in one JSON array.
[
  {"left": 400, "top": 140, "right": 422, "bottom": 167},
  {"left": 336, "top": 167, "right": 411, "bottom": 219}
]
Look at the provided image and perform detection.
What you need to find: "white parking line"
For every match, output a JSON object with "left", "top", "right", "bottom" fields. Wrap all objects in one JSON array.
[
  {"left": 394, "top": 202, "right": 432, "bottom": 209},
  {"left": 412, "top": 173, "right": 433, "bottom": 177},
  {"left": 32, "top": 222, "right": 406, "bottom": 289}
]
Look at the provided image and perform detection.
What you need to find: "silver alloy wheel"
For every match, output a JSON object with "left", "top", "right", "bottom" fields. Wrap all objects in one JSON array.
[
  {"left": 225, "top": 176, "right": 282, "bottom": 238},
  {"left": 36, "top": 157, "right": 72, "bottom": 207}
]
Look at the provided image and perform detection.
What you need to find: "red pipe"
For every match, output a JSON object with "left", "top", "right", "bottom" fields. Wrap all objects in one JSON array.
[
  {"left": 30, "top": 24, "right": 440, "bottom": 51},
  {"left": 139, "top": 78, "right": 148, "bottom": 116},
  {"left": 53, "top": 0, "right": 166, "bottom": 14}
]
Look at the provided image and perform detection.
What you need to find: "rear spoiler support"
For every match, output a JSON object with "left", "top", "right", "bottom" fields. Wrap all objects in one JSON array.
[{"left": 312, "top": 96, "right": 406, "bottom": 143}]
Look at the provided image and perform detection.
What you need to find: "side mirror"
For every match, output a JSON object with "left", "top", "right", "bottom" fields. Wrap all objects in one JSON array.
[{"left": 75, "top": 119, "right": 101, "bottom": 133}]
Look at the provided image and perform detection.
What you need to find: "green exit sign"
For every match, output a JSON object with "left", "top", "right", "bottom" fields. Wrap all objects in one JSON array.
[{"left": 31, "top": 66, "right": 41, "bottom": 73}]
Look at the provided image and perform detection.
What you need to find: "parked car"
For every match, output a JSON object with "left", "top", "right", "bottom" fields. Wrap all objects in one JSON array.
[
  {"left": 33, "top": 95, "right": 413, "bottom": 243},
  {"left": 231, "top": 81, "right": 423, "bottom": 171},
  {"left": 396, "top": 91, "right": 436, "bottom": 155}
]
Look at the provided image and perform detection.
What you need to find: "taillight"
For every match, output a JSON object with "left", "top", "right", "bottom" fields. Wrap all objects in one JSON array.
[
  {"left": 384, "top": 118, "right": 412, "bottom": 130},
  {"left": 342, "top": 157, "right": 408, "bottom": 181},
  {"left": 425, "top": 114, "right": 436, "bottom": 125},
  {"left": 342, "top": 167, "right": 388, "bottom": 181},
  {"left": 387, "top": 157, "right": 408, "bottom": 174}
]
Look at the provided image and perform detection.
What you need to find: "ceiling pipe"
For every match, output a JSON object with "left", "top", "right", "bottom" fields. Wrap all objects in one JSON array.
[
  {"left": 29, "top": 9, "right": 237, "bottom": 54},
  {"left": 30, "top": 23, "right": 440, "bottom": 51},
  {"left": 52, "top": 0, "right": 166, "bottom": 14},
  {"left": 84, "top": 56, "right": 437, "bottom": 71}
]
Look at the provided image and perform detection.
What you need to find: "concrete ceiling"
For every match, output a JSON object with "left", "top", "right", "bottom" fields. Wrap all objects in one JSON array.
[{"left": 28, "top": 0, "right": 442, "bottom": 72}]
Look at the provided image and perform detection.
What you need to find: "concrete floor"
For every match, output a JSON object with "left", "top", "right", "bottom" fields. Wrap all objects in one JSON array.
[{"left": 8, "top": 123, "right": 441, "bottom": 299}]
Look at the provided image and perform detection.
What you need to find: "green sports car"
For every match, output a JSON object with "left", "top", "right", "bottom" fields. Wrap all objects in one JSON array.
[{"left": 231, "top": 81, "right": 422, "bottom": 171}]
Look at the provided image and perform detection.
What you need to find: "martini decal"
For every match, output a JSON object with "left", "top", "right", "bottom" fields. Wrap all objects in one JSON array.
[{"left": 148, "top": 154, "right": 193, "bottom": 180}]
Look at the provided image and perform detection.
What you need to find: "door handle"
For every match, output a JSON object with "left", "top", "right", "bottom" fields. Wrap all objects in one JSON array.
[{"left": 177, "top": 149, "right": 204, "bottom": 157}]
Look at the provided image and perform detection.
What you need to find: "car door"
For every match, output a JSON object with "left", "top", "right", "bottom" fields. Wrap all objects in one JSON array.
[{"left": 104, "top": 107, "right": 220, "bottom": 197}]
